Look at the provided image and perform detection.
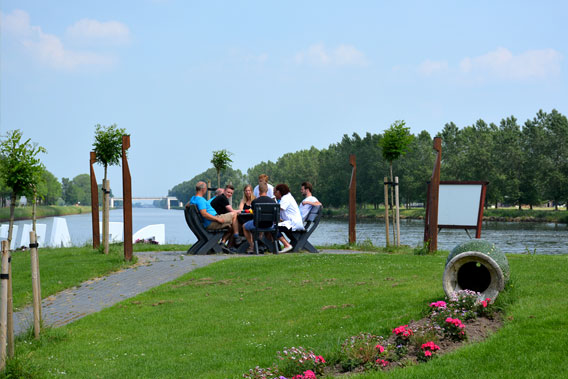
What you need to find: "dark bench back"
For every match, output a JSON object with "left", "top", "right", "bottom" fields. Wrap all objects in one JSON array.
[
  {"left": 185, "top": 204, "right": 207, "bottom": 238},
  {"left": 304, "top": 205, "right": 322, "bottom": 231}
]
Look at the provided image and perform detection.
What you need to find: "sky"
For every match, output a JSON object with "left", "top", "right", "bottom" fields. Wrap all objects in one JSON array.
[{"left": 1, "top": 1, "right": 566, "bottom": 198}]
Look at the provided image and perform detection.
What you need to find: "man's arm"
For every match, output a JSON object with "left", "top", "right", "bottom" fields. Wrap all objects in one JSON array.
[
  {"left": 199, "top": 209, "right": 224, "bottom": 224},
  {"left": 225, "top": 204, "right": 239, "bottom": 213},
  {"left": 302, "top": 200, "right": 322, "bottom": 206}
]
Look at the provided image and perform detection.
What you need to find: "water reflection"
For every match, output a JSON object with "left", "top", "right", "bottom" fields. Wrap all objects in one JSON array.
[{"left": 5, "top": 209, "right": 567, "bottom": 255}]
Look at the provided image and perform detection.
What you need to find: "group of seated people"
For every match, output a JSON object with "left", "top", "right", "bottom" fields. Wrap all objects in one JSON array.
[{"left": 187, "top": 174, "right": 321, "bottom": 254}]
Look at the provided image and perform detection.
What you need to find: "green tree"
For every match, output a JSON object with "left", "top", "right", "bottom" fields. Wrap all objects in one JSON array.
[
  {"left": 211, "top": 149, "right": 233, "bottom": 188},
  {"left": 541, "top": 110, "right": 568, "bottom": 210},
  {"left": 93, "top": 123, "right": 126, "bottom": 254},
  {"left": 0, "top": 130, "right": 46, "bottom": 246}
]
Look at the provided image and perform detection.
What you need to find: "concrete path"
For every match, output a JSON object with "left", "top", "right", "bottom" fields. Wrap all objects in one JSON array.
[
  {"left": 13, "top": 249, "right": 361, "bottom": 336},
  {"left": 13, "top": 251, "right": 229, "bottom": 335}
]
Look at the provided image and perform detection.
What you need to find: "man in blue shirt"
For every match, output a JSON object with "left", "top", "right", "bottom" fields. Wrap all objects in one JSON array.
[{"left": 188, "top": 181, "right": 238, "bottom": 245}]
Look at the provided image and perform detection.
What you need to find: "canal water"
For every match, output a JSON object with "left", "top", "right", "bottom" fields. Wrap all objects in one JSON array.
[{"left": 5, "top": 208, "right": 567, "bottom": 255}]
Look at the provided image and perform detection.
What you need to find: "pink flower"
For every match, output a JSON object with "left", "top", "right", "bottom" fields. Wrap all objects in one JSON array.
[
  {"left": 375, "top": 344, "right": 385, "bottom": 353},
  {"left": 429, "top": 300, "right": 447, "bottom": 308},
  {"left": 393, "top": 325, "right": 413, "bottom": 336},
  {"left": 303, "top": 370, "right": 316, "bottom": 379},
  {"left": 424, "top": 350, "right": 432, "bottom": 357},
  {"left": 315, "top": 355, "right": 326, "bottom": 363},
  {"left": 421, "top": 341, "right": 440, "bottom": 351},
  {"left": 376, "top": 359, "right": 388, "bottom": 367}
]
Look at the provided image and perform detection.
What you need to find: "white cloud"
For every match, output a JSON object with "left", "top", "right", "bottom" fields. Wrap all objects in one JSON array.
[
  {"left": 1, "top": 9, "right": 123, "bottom": 70},
  {"left": 460, "top": 47, "right": 562, "bottom": 80},
  {"left": 295, "top": 43, "right": 368, "bottom": 67},
  {"left": 229, "top": 48, "right": 268, "bottom": 64},
  {"left": 66, "top": 19, "right": 131, "bottom": 45},
  {"left": 418, "top": 59, "right": 448, "bottom": 75}
]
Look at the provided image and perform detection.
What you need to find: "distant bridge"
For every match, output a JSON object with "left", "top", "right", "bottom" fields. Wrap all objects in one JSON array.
[{"left": 110, "top": 196, "right": 182, "bottom": 210}]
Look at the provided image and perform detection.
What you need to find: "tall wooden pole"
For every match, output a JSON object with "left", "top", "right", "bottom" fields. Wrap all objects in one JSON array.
[
  {"left": 30, "top": 231, "right": 41, "bottom": 339},
  {"left": 384, "top": 177, "right": 390, "bottom": 247},
  {"left": 90, "top": 152, "right": 100, "bottom": 249},
  {"left": 0, "top": 241, "right": 9, "bottom": 370},
  {"left": 395, "top": 176, "right": 401, "bottom": 247},
  {"left": 427, "top": 137, "right": 442, "bottom": 252},
  {"left": 349, "top": 154, "right": 357, "bottom": 244},
  {"left": 122, "top": 135, "right": 133, "bottom": 261},
  {"left": 7, "top": 254, "right": 13, "bottom": 358},
  {"left": 102, "top": 179, "right": 110, "bottom": 254}
]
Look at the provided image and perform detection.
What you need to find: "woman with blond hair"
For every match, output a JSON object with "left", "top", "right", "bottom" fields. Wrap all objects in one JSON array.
[{"left": 238, "top": 184, "right": 256, "bottom": 211}]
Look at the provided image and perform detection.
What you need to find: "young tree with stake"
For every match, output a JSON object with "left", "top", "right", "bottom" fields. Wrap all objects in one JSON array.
[
  {"left": 93, "top": 124, "right": 127, "bottom": 254},
  {"left": 380, "top": 120, "right": 414, "bottom": 245},
  {"left": 211, "top": 149, "right": 233, "bottom": 189}
]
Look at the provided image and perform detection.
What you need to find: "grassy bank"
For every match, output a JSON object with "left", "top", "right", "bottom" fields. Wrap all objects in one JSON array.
[
  {"left": 0, "top": 205, "right": 91, "bottom": 222},
  {"left": 6, "top": 251, "right": 567, "bottom": 378},
  {"left": 323, "top": 206, "right": 568, "bottom": 224}
]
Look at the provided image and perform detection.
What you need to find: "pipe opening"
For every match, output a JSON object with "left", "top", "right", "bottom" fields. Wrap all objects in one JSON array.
[{"left": 457, "top": 261, "right": 491, "bottom": 293}]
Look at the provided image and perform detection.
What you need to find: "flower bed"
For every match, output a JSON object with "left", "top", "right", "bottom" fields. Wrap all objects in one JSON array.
[{"left": 242, "top": 290, "right": 502, "bottom": 378}]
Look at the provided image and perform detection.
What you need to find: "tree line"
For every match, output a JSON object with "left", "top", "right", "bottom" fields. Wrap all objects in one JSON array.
[{"left": 170, "top": 109, "right": 568, "bottom": 210}]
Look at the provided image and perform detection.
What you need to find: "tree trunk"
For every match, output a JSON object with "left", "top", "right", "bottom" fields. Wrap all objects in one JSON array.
[
  {"left": 8, "top": 193, "right": 16, "bottom": 248},
  {"left": 102, "top": 166, "right": 109, "bottom": 254},
  {"left": 32, "top": 188, "right": 37, "bottom": 232},
  {"left": 217, "top": 170, "right": 221, "bottom": 189},
  {"left": 389, "top": 163, "right": 396, "bottom": 244}
]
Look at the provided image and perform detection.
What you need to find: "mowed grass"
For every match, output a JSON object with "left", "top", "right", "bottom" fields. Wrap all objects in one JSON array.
[{"left": 7, "top": 252, "right": 568, "bottom": 378}]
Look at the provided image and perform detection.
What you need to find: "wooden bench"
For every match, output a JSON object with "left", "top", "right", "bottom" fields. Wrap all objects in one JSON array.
[
  {"left": 184, "top": 204, "right": 228, "bottom": 254},
  {"left": 283, "top": 205, "right": 322, "bottom": 253}
]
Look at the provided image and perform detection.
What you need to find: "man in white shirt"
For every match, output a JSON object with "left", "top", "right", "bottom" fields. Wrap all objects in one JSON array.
[{"left": 298, "top": 181, "right": 322, "bottom": 222}]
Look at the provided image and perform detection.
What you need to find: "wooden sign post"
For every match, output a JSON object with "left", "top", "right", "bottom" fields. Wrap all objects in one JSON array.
[
  {"left": 349, "top": 154, "right": 357, "bottom": 244},
  {"left": 122, "top": 135, "right": 133, "bottom": 261},
  {"left": 424, "top": 137, "right": 442, "bottom": 252},
  {"left": 90, "top": 152, "right": 100, "bottom": 249},
  {"left": 384, "top": 177, "right": 390, "bottom": 246}
]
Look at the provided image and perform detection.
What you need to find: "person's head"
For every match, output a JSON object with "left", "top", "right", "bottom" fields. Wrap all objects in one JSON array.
[
  {"left": 274, "top": 184, "right": 290, "bottom": 200},
  {"left": 243, "top": 184, "right": 253, "bottom": 201},
  {"left": 258, "top": 181, "right": 268, "bottom": 196},
  {"left": 301, "top": 181, "right": 313, "bottom": 196},
  {"left": 195, "top": 181, "right": 207, "bottom": 195},
  {"left": 224, "top": 184, "right": 235, "bottom": 198},
  {"left": 258, "top": 174, "right": 269, "bottom": 184}
]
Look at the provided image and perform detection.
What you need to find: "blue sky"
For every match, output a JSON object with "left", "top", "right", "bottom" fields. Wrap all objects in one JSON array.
[{"left": 1, "top": 1, "right": 566, "bottom": 197}]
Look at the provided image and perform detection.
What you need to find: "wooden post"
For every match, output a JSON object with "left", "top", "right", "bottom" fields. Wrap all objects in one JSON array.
[
  {"left": 207, "top": 180, "right": 212, "bottom": 201},
  {"left": 349, "top": 154, "right": 356, "bottom": 244},
  {"left": 90, "top": 152, "right": 100, "bottom": 249},
  {"left": 427, "top": 137, "right": 442, "bottom": 252},
  {"left": 0, "top": 241, "right": 9, "bottom": 370},
  {"left": 102, "top": 179, "right": 110, "bottom": 254},
  {"left": 30, "top": 231, "right": 41, "bottom": 339},
  {"left": 384, "top": 177, "right": 390, "bottom": 247},
  {"left": 395, "top": 176, "right": 401, "bottom": 247},
  {"left": 7, "top": 256, "right": 13, "bottom": 358},
  {"left": 476, "top": 182, "right": 488, "bottom": 238},
  {"left": 122, "top": 135, "right": 133, "bottom": 261}
]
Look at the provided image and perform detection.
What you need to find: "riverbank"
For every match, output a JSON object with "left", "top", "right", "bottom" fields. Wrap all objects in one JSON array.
[
  {"left": 0, "top": 205, "right": 91, "bottom": 222},
  {"left": 323, "top": 206, "right": 568, "bottom": 224}
]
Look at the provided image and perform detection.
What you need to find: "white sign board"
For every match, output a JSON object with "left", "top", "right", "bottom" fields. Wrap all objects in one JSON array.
[{"left": 438, "top": 183, "right": 483, "bottom": 227}]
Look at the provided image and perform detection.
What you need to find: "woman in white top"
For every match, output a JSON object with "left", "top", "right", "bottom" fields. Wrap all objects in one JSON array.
[{"left": 274, "top": 183, "right": 304, "bottom": 253}]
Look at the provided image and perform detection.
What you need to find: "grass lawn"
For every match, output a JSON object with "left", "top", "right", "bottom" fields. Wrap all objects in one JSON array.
[{"left": 6, "top": 250, "right": 568, "bottom": 378}]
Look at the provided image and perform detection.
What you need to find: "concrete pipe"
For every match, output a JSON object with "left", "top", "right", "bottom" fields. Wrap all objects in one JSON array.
[{"left": 443, "top": 240, "right": 509, "bottom": 301}]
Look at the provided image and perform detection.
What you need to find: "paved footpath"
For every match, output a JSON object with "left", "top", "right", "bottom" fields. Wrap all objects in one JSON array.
[
  {"left": 13, "top": 249, "right": 356, "bottom": 336},
  {"left": 13, "top": 251, "right": 229, "bottom": 335}
]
